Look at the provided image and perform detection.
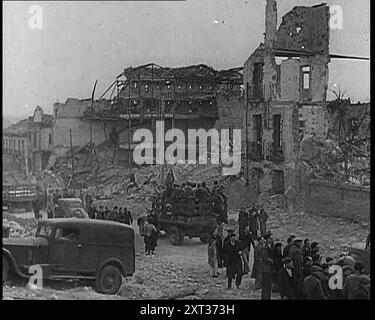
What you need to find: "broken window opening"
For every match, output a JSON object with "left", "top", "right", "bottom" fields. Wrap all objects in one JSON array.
[
  {"left": 272, "top": 114, "right": 282, "bottom": 149},
  {"left": 300, "top": 65, "right": 312, "bottom": 101},
  {"left": 252, "top": 114, "right": 263, "bottom": 159},
  {"left": 272, "top": 170, "right": 284, "bottom": 195},
  {"left": 252, "top": 63, "right": 264, "bottom": 99},
  {"left": 33, "top": 132, "right": 37, "bottom": 148}
]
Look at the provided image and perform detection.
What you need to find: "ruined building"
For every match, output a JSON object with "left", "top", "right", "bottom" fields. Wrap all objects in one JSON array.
[
  {"left": 53, "top": 63, "right": 243, "bottom": 161},
  {"left": 242, "top": 1, "right": 369, "bottom": 206},
  {"left": 3, "top": 106, "right": 53, "bottom": 172}
]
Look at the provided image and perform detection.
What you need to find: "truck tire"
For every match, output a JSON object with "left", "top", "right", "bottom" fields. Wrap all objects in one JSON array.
[
  {"left": 178, "top": 229, "right": 185, "bottom": 245},
  {"left": 3, "top": 256, "right": 9, "bottom": 283},
  {"left": 169, "top": 226, "right": 181, "bottom": 246},
  {"left": 200, "top": 233, "right": 210, "bottom": 244},
  {"left": 96, "top": 265, "right": 122, "bottom": 295}
]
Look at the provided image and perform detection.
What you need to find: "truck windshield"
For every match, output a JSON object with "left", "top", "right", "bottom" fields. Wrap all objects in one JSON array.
[
  {"left": 37, "top": 224, "right": 53, "bottom": 237},
  {"left": 66, "top": 201, "right": 82, "bottom": 208}
]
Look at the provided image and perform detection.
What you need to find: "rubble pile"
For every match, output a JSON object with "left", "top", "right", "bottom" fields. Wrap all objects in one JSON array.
[
  {"left": 299, "top": 135, "right": 370, "bottom": 185},
  {"left": 3, "top": 213, "right": 38, "bottom": 238},
  {"left": 49, "top": 142, "right": 239, "bottom": 217},
  {"left": 33, "top": 171, "right": 65, "bottom": 190}
]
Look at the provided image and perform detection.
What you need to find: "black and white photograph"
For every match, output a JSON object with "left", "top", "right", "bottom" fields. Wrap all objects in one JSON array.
[{"left": 2, "top": 0, "right": 370, "bottom": 305}]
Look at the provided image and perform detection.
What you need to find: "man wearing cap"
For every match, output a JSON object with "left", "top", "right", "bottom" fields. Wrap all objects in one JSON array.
[
  {"left": 238, "top": 207, "right": 249, "bottom": 237},
  {"left": 303, "top": 265, "right": 327, "bottom": 300},
  {"left": 283, "top": 235, "right": 296, "bottom": 258},
  {"left": 290, "top": 238, "right": 304, "bottom": 298},
  {"left": 223, "top": 233, "right": 243, "bottom": 289},
  {"left": 261, "top": 232, "right": 274, "bottom": 299},
  {"left": 301, "top": 239, "right": 310, "bottom": 263},
  {"left": 279, "top": 257, "right": 298, "bottom": 300}
]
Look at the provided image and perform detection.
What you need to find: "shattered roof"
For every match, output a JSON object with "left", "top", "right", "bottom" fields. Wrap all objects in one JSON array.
[
  {"left": 3, "top": 118, "right": 30, "bottom": 136},
  {"left": 123, "top": 63, "right": 243, "bottom": 84}
]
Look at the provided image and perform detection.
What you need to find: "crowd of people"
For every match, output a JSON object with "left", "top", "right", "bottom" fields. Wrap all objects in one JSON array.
[
  {"left": 87, "top": 205, "right": 133, "bottom": 226},
  {"left": 207, "top": 205, "right": 370, "bottom": 300}
]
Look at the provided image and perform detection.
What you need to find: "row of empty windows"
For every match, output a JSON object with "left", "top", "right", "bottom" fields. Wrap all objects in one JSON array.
[
  {"left": 3, "top": 138, "right": 25, "bottom": 151},
  {"left": 130, "top": 82, "right": 215, "bottom": 92}
]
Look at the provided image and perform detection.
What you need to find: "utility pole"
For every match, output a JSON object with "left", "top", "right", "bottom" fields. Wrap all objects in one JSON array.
[
  {"left": 90, "top": 80, "right": 98, "bottom": 152},
  {"left": 70, "top": 128, "right": 74, "bottom": 176},
  {"left": 245, "top": 82, "right": 249, "bottom": 186},
  {"left": 128, "top": 79, "right": 132, "bottom": 163},
  {"left": 160, "top": 97, "right": 165, "bottom": 184}
]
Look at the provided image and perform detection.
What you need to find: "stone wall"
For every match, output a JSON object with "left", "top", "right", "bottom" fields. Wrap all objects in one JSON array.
[
  {"left": 303, "top": 180, "right": 370, "bottom": 223},
  {"left": 214, "top": 94, "right": 245, "bottom": 130}
]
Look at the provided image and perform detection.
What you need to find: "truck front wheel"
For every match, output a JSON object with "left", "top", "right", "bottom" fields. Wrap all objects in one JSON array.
[
  {"left": 200, "top": 233, "right": 210, "bottom": 244},
  {"left": 169, "top": 226, "right": 181, "bottom": 246},
  {"left": 96, "top": 265, "right": 122, "bottom": 295}
]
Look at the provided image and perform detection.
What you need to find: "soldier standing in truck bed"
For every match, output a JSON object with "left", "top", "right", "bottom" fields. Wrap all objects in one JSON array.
[
  {"left": 211, "top": 180, "right": 219, "bottom": 195},
  {"left": 218, "top": 185, "right": 228, "bottom": 222},
  {"left": 183, "top": 183, "right": 195, "bottom": 200},
  {"left": 123, "top": 207, "right": 133, "bottom": 225}
]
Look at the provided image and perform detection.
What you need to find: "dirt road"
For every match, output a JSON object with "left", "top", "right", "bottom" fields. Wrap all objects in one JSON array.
[{"left": 3, "top": 209, "right": 368, "bottom": 300}]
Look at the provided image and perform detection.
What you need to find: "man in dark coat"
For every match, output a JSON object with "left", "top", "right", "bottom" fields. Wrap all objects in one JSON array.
[
  {"left": 261, "top": 232, "right": 274, "bottom": 299},
  {"left": 223, "top": 233, "right": 243, "bottom": 289},
  {"left": 88, "top": 205, "right": 96, "bottom": 219},
  {"left": 282, "top": 235, "right": 296, "bottom": 258},
  {"left": 258, "top": 206, "right": 268, "bottom": 237},
  {"left": 239, "top": 226, "right": 253, "bottom": 275},
  {"left": 301, "top": 239, "right": 310, "bottom": 263},
  {"left": 279, "top": 257, "right": 298, "bottom": 300},
  {"left": 215, "top": 223, "right": 225, "bottom": 269},
  {"left": 238, "top": 207, "right": 249, "bottom": 237},
  {"left": 302, "top": 266, "right": 327, "bottom": 300},
  {"left": 290, "top": 238, "right": 304, "bottom": 298},
  {"left": 272, "top": 242, "right": 283, "bottom": 292},
  {"left": 248, "top": 208, "right": 259, "bottom": 241}
]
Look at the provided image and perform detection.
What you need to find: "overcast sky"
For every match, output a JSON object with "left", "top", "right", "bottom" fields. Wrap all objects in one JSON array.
[{"left": 3, "top": 0, "right": 370, "bottom": 117}]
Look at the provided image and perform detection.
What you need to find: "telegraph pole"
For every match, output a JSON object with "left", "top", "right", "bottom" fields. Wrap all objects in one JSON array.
[
  {"left": 90, "top": 80, "right": 98, "bottom": 152},
  {"left": 70, "top": 128, "right": 74, "bottom": 176},
  {"left": 245, "top": 82, "right": 249, "bottom": 186},
  {"left": 160, "top": 97, "right": 165, "bottom": 184}
]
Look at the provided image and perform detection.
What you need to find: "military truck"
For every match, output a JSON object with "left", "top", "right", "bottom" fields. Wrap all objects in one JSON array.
[
  {"left": 2, "top": 184, "right": 39, "bottom": 212},
  {"left": 3, "top": 218, "right": 135, "bottom": 294},
  {"left": 138, "top": 194, "right": 221, "bottom": 246},
  {"left": 46, "top": 198, "right": 88, "bottom": 219}
]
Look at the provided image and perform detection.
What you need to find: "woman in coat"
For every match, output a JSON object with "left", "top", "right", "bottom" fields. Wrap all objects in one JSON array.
[
  {"left": 144, "top": 217, "right": 158, "bottom": 254},
  {"left": 208, "top": 237, "right": 219, "bottom": 277},
  {"left": 223, "top": 233, "right": 243, "bottom": 289},
  {"left": 251, "top": 237, "right": 265, "bottom": 290}
]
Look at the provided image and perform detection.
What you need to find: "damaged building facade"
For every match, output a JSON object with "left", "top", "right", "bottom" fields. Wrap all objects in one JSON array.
[
  {"left": 242, "top": 1, "right": 332, "bottom": 206},
  {"left": 52, "top": 63, "right": 243, "bottom": 162},
  {"left": 3, "top": 106, "right": 53, "bottom": 172}
]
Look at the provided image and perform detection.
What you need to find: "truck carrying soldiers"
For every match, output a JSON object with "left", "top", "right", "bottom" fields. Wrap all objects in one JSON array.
[{"left": 137, "top": 179, "right": 228, "bottom": 246}]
